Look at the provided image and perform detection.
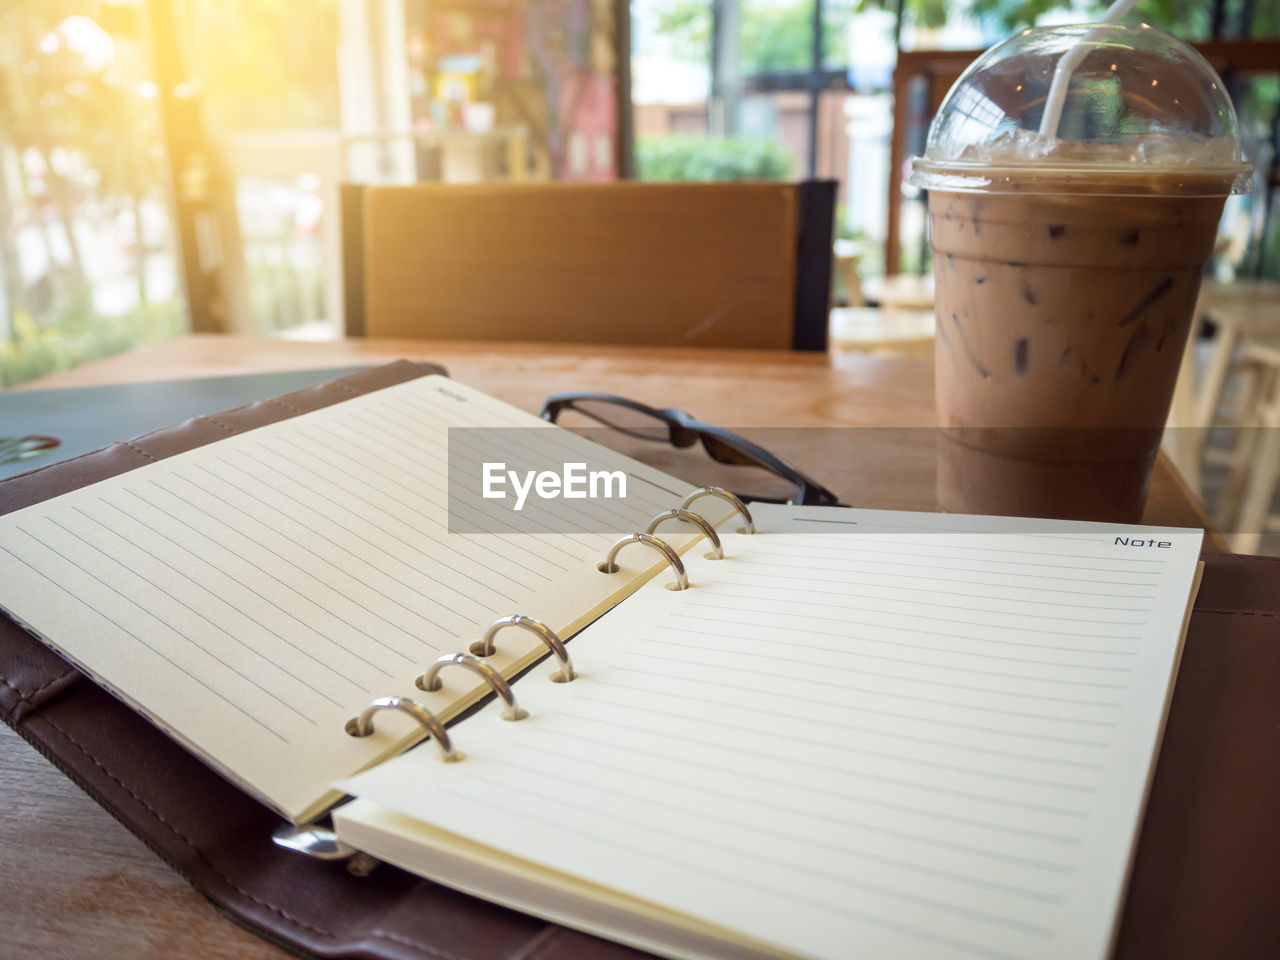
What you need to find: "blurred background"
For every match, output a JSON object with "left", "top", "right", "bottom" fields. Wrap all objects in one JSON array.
[{"left": 0, "top": 0, "right": 1275, "bottom": 386}]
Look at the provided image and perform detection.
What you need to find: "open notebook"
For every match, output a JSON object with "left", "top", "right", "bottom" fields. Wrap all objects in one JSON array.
[
  {"left": 0, "top": 375, "right": 729, "bottom": 824},
  {"left": 0, "top": 368, "right": 1204, "bottom": 960},
  {"left": 334, "top": 504, "right": 1203, "bottom": 960}
]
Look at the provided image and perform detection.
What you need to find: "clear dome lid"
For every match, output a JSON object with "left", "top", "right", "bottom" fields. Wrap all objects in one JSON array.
[{"left": 908, "top": 23, "right": 1253, "bottom": 196}]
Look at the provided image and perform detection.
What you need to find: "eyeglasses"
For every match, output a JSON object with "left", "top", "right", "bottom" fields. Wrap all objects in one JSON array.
[{"left": 539, "top": 392, "right": 841, "bottom": 506}]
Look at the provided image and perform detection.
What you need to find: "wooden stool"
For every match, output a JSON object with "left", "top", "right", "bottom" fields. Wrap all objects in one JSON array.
[
  {"left": 861, "top": 273, "right": 935, "bottom": 310},
  {"left": 1162, "top": 281, "right": 1280, "bottom": 510},
  {"left": 1229, "top": 341, "right": 1280, "bottom": 554},
  {"left": 1190, "top": 289, "right": 1280, "bottom": 537},
  {"left": 833, "top": 246, "right": 864, "bottom": 308}
]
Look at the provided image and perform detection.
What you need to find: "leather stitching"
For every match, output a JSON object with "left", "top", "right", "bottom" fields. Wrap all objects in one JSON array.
[
  {"left": 201, "top": 416, "right": 239, "bottom": 436},
  {"left": 1208, "top": 552, "right": 1280, "bottom": 565},
  {"left": 1193, "top": 608, "right": 1280, "bottom": 619},
  {"left": 0, "top": 670, "right": 79, "bottom": 709},
  {"left": 16, "top": 705, "right": 472, "bottom": 960},
  {"left": 265, "top": 397, "right": 307, "bottom": 416},
  {"left": 121, "top": 440, "right": 159, "bottom": 462},
  {"left": 0, "top": 441, "right": 140, "bottom": 484}
]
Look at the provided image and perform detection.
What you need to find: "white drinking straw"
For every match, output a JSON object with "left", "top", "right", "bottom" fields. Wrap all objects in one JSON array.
[{"left": 1038, "top": 0, "right": 1140, "bottom": 137}]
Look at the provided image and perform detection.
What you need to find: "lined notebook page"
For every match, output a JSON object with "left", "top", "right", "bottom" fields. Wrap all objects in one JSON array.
[
  {"left": 0, "top": 375, "right": 711, "bottom": 823},
  {"left": 337, "top": 503, "right": 1202, "bottom": 960}
]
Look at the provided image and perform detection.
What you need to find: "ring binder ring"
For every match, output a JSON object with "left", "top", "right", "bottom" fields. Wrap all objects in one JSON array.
[
  {"left": 597, "top": 532, "right": 689, "bottom": 591},
  {"left": 470, "top": 615, "right": 576, "bottom": 683},
  {"left": 680, "top": 487, "right": 755, "bottom": 535},
  {"left": 345, "top": 695, "right": 463, "bottom": 762},
  {"left": 645, "top": 508, "right": 723, "bottom": 560},
  {"left": 270, "top": 821, "right": 382, "bottom": 874},
  {"left": 418, "top": 652, "right": 529, "bottom": 721}
]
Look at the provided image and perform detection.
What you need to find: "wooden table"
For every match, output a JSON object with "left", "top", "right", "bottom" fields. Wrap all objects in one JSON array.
[{"left": 0, "top": 334, "right": 1221, "bottom": 959}]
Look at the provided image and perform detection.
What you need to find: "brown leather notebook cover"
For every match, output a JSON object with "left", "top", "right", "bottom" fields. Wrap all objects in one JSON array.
[{"left": 1, "top": 360, "right": 1276, "bottom": 960}]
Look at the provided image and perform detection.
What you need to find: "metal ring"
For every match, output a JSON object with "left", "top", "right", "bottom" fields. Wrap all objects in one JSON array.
[
  {"left": 680, "top": 486, "right": 755, "bottom": 534},
  {"left": 470, "top": 615, "right": 576, "bottom": 683},
  {"left": 597, "top": 532, "right": 689, "bottom": 590},
  {"left": 345, "top": 695, "right": 462, "bottom": 762},
  {"left": 271, "top": 821, "right": 358, "bottom": 862},
  {"left": 417, "top": 652, "right": 529, "bottom": 721},
  {"left": 645, "top": 508, "right": 723, "bottom": 560}
]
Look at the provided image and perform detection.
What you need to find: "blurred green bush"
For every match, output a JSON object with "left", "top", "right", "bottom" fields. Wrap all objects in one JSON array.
[
  {"left": 636, "top": 136, "right": 793, "bottom": 182},
  {"left": 1, "top": 297, "right": 185, "bottom": 389}
]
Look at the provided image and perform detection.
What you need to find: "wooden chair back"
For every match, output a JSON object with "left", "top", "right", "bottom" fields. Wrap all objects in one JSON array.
[{"left": 342, "top": 181, "right": 835, "bottom": 350}]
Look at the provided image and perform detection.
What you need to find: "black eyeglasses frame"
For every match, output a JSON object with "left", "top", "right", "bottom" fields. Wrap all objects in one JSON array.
[{"left": 539, "top": 392, "right": 841, "bottom": 507}]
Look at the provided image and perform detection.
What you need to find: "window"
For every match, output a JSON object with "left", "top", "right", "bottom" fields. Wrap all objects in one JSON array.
[{"left": 0, "top": 5, "right": 185, "bottom": 387}]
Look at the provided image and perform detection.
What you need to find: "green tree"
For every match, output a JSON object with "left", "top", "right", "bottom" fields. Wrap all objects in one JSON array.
[
  {"left": 656, "top": 0, "right": 860, "bottom": 72},
  {"left": 879, "top": 0, "right": 1277, "bottom": 37},
  {"left": 741, "top": 2, "right": 815, "bottom": 71},
  {"left": 955, "top": 0, "right": 1214, "bottom": 34},
  {"left": 655, "top": 0, "right": 1278, "bottom": 66},
  {"left": 652, "top": 0, "right": 710, "bottom": 63}
]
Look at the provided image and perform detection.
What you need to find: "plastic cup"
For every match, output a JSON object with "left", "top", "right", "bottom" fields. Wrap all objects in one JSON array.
[{"left": 908, "top": 23, "right": 1252, "bottom": 522}]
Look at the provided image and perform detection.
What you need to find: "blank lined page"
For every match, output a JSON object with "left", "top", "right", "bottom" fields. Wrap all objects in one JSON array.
[
  {"left": 337, "top": 503, "right": 1202, "bottom": 960},
  {"left": 0, "top": 375, "right": 704, "bottom": 823}
]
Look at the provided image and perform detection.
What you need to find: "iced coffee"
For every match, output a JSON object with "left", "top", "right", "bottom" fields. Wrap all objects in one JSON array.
[{"left": 909, "top": 24, "right": 1252, "bottom": 522}]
